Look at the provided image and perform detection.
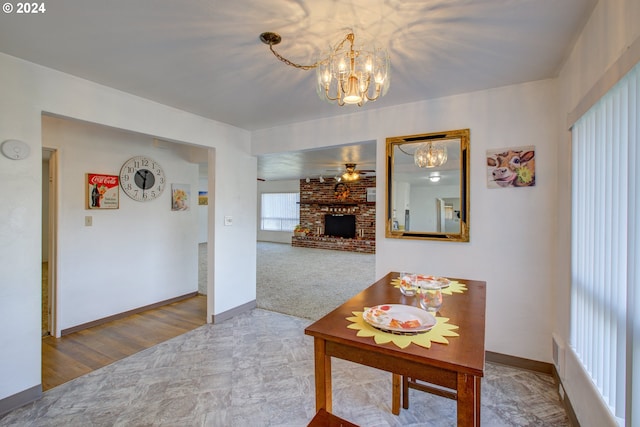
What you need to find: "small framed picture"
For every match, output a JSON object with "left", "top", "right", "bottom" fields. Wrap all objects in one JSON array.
[
  {"left": 171, "top": 184, "right": 190, "bottom": 211},
  {"left": 366, "top": 187, "right": 376, "bottom": 202},
  {"left": 198, "top": 191, "right": 208, "bottom": 205},
  {"left": 486, "top": 146, "right": 536, "bottom": 189},
  {"left": 87, "top": 174, "right": 119, "bottom": 209}
]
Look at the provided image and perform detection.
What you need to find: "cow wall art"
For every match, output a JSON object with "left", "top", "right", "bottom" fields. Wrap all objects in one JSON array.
[{"left": 486, "top": 145, "right": 536, "bottom": 189}]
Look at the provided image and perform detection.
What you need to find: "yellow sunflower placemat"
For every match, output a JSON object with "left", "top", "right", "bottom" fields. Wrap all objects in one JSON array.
[
  {"left": 390, "top": 277, "right": 467, "bottom": 295},
  {"left": 346, "top": 310, "right": 459, "bottom": 349}
]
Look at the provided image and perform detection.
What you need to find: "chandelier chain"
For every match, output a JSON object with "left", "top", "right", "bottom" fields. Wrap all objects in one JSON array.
[
  {"left": 268, "top": 44, "right": 319, "bottom": 70},
  {"left": 267, "top": 33, "right": 353, "bottom": 71}
]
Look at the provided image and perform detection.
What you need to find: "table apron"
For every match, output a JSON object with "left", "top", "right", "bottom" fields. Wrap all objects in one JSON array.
[{"left": 325, "top": 340, "right": 458, "bottom": 391}]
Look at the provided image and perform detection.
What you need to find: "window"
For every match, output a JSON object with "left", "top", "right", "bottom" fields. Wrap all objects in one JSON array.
[
  {"left": 571, "top": 62, "right": 639, "bottom": 423},
  {"left": 260, "top": 192, "right": 299, "bottom": 231}
]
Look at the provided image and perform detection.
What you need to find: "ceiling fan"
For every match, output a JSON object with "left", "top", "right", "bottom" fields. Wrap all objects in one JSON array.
[{"left": 336, "top": 163, "right": 374, "bottom": 182}]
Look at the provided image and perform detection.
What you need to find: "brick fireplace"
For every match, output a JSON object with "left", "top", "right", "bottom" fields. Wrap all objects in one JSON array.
[{"left": 292, "top": 176, "right": 376, "bottom": 254}]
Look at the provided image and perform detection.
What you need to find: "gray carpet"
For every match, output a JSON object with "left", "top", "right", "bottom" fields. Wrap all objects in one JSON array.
[{"left": 256, "top": 242, "right": 375, "bottom": 320}]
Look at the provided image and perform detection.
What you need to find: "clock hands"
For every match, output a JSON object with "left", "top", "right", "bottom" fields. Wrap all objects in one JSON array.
[{"left": 135, "top": 170, "right": 149, "bottom": 194}]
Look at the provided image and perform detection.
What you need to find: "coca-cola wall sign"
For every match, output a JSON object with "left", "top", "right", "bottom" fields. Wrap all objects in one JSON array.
[{"left": 87, "top": 173, "right": 119, "bottom": 209}]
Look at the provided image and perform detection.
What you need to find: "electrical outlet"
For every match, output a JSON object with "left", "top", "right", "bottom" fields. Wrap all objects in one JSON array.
[{"left": 85, "top": 216, "right": 92, "bottom": 226}]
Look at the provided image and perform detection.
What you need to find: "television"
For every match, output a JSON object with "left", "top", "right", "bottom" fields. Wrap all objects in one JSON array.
[{"left": 324, "top": 214, "right": 356, "bottom": 238}]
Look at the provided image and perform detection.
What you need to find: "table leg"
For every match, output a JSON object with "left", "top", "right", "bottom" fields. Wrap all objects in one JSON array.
[
  {"left": 313, "top": 338, "right": 332, "bottom": 412},
  {"left": 475, "top": 374, "right": 481, "bottom": 423},
  {"left": 457, "top": 373, "right": 480, "bottom": 426},
  {"left": 402, "top": 376, "right": 409, "bottom": 409},
  {"left": 392, "top": 374, "right": 401, "bottom": 415}
]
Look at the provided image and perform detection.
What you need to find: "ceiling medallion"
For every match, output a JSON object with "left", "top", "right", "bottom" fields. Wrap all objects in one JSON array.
[{"left": 259, "top": 31, "right": 390, "bottom": 106}]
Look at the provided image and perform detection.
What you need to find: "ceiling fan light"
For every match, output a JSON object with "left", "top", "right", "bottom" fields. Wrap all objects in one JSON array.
[{"left": 342, "top": 171, "right": 360, "bottom": 181}]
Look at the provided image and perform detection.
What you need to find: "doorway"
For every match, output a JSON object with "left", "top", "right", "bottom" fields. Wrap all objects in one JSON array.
[{"left": 42, "top": 148, "right": 57, "bottom": 337}]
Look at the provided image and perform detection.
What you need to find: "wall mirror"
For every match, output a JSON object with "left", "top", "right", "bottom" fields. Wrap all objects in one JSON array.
[{"left": 385, "top": 129, "right": 470, "bottom": 242}]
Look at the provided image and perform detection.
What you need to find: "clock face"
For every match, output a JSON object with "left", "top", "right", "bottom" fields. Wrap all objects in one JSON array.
[{"left": 119, "top": 156, "right": 166, "bottom": 202}]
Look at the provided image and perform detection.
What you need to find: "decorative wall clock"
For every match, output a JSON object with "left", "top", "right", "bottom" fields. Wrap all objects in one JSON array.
[{"left": 119, "top": 156, "right": 166, "bottom": 202}]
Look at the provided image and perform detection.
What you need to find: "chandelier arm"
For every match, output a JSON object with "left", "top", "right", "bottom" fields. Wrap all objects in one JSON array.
[
  {"left": 324, "top": 86, "right": 340, "bottom": 102},
  {"left": 364, "top": 85, "right": 382, "bottom": 101}
]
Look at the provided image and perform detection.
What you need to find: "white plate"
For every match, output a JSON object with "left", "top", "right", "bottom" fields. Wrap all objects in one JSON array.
[
  {"left": 416, "top": 275, "right": 451, "bottom": 289},
  {"left": 363, "top": 304, "right": 436, "bottom": 333}
]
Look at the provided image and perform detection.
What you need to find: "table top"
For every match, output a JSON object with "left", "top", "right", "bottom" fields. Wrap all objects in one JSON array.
[{"left": 304, "top": 272, "right": 487, "bottom": 377}]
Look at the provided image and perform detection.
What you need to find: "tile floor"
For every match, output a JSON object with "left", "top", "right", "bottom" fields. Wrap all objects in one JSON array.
[{"left": 1, "top": 309, "right": 569, "bottom": 427}]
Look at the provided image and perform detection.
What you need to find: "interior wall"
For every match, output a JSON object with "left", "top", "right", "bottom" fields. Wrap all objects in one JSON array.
[
  {"left": 42, "top": 116, "right": 199, "bottom": 332},
  {"left": 0, "top": 52, "right": 255, "bottom": 405},
  {"left": 252, "top": 78, "right": 559, "bottom": 363},
  {"left": 257, "top": 179, "right": 300, "bottom": 244},
  {"left": 408, "top": 184, "right": 459, "bottom": 231},
  {"left": 554, "top": 1, "right": 640, "bottom": 425}
]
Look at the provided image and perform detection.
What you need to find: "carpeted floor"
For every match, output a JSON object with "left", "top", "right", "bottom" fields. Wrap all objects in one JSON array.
[{"left": 255, "top": 241, "right": 375, "bottom": 320}]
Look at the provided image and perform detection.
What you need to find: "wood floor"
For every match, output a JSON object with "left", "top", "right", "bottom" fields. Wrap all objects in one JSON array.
[{"left": 41, "top": 295, "right": 207, "bottom": 391}]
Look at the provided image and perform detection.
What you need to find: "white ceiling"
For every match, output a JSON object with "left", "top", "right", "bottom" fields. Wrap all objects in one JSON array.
[{"left": 0, "top": 0, "right": 596, "bottom": 180}]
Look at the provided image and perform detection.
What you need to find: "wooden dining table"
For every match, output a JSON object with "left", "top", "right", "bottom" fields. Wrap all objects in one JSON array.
[{"left": 304, "top": 272, "right": 487, "bottom": 426}]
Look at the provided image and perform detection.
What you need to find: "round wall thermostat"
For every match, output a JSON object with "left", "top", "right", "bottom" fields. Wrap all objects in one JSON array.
[{"left": 1, "top": 139, "right": 31, "bottom": 160}]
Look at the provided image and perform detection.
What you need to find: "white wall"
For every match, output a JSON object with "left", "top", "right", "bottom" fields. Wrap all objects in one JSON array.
[
  {"left": 0, "top": 52, "right": 255, "bottom": 403},
  {"left": 409, "top": 184, "right": 459, "bottom": 231},
  {"left": 42, "top": 116, "right": 200, "bottom": 332},
  {"left": 257, "top": 179, "right": 300, "bottom": 244},
  {"left": 253, "top": 78, "right": 559, "bottom": 363},
  {"left": 555, "top": 1, "right": 640, "bottom": 425}
]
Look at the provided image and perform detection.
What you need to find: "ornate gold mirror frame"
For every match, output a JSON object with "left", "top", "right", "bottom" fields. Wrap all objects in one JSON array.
[{"left": 385, "top": 129, "right": 470, "bottom": 242}]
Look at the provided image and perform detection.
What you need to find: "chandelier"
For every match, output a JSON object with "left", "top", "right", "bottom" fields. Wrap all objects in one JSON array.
[
  {"left": 259, "top": 31, "right": 390, "bottom": 106},
  {"left": 414, "top": 141, "right": 448, "bottom": 168}
]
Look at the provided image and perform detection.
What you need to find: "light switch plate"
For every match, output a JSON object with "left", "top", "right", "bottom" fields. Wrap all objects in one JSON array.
[{"left": 224, "top": 216, "right": 232, "bottom": 226}]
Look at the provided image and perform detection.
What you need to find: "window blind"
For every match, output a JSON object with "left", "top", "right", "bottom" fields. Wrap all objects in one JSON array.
[
  {"left": 571, "top": 62, "right": 639, "bottom": 424},
  {"left": 260, "top": 192, "right": 300, "bottom": 231}
]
